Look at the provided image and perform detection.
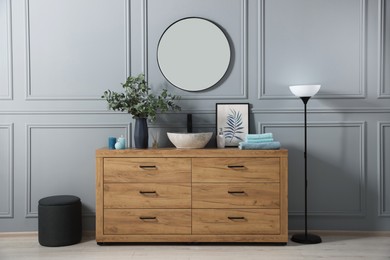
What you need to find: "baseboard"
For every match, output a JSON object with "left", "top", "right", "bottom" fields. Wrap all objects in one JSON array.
[
  {"left": 0, "top": 231, "right": 95, "bottom": 238},
  {"left": 1, "top": 230, "right": 389, "bottom": 238},
  {"left": 0, "top": 232, "right": 37, "bottom": 237},
  {"left": 288, "top": 230, "right": 390, "bottom": 236}
]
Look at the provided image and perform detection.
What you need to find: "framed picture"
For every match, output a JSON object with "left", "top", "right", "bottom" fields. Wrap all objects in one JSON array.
[{"left": 216, "top": 103, "right": 250, "bottom": 147}]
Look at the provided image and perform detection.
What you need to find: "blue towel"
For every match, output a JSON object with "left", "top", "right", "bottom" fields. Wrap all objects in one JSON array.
[
  {"left": 246, "top": 133, "right": 273, "bottom": 140},
  {"left": 245, "top": 138, "right": 274, "bottom": 143},
  {"left": 239, "top": 141, "right": 281, "bottom": 150}
]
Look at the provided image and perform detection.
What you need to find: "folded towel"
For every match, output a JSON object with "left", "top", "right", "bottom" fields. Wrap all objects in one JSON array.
[
  {"left": 245, "top": 138, "right": 274, "bottom": 143},
  {"left": 239, "top": 141, "right": 281, "bottom": 150},
  {"left": 245, "top": 133, "right": 273, "bottom": 140}
]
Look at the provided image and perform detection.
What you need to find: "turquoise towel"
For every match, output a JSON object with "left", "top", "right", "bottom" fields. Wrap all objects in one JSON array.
[
  {"left": 239, "top": 141, "right": 281, "bottom": 150},
  {"left": 245, "top": 138, "right": 274, "bottom": 143},
  {"left": 246, "top": 133, "right": 273, "bottom": 140}
]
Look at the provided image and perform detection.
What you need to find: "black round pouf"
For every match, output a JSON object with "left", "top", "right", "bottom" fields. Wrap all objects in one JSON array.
[{"left": 38, "top": 195, "right": 82, "bottom": 247}]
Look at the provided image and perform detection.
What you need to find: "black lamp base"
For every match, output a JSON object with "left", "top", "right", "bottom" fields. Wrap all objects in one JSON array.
[{"left": 291, "top": 233, "right": 322, "bottom": 244}]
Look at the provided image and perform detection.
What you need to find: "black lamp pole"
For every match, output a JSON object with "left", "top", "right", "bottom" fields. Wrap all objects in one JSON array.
[{"left": 291, "top": 96, "right": 322, "bottom": 244}]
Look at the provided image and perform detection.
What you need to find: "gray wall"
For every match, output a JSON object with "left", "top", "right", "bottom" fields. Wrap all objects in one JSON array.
[{"left": 0, "top": 0, "right": 389, "bottom": 232}]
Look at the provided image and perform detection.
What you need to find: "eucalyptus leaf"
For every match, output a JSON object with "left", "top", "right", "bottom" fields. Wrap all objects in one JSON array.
[{"left": 102, "top": 73, "right": 181, "bottom": 121}]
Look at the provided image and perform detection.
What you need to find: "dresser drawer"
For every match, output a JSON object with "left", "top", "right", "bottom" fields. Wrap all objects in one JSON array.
[
  {"left": 104, "top": 158, "right": 191, "bottom": 182},
  {"left": 104, "top": 183, "right": 191, "bottom": 208},
  {"left": 192, "top": 183, "right": 280, "bottom": 208},
  {"left": 192, "top": 209, "right": 280, "bottom": 235},
  {"left": 192, "top": 158, "right": 280, "bottom": 182},
  {"left": 104, "top": 209, "right": 191, "bottom": 235}
]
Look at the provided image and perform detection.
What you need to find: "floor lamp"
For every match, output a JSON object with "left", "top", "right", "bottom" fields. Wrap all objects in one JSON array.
[{"left": 289, "top": 84, "right": 322, "bottom": 244}]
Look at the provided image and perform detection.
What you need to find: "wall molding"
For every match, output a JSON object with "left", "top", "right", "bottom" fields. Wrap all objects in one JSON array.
[
  {"left": 251, "top": 107, "right": 390, "bottom": 114},
  {"left": 142, "top": 0, "right": 148, "bottom": 78},
  {"left": 0, "top": 124, "right": 14, "bottom": 218},
  {"left": 259, "top": 121, "right": 366, "bottom": 217},
  {"left": 143, "top": 0, "right": 248, "bottom": 100},
  {"left": 149, "top": 123, "right": 215, "bottom": 129},
  {"left": 0, "top": 110, "right": 130, "bottom": 115},
  {"left": 1, "top": 107, "right": 390, "bottom": 115},
  {"left": 0, "top": 0, "right": 13, "bottom": 100},
  {"left": 378, "top": 0, "right": 390, "bottom": 99},
  {"left": 258, "top": 0, "right": 367, "bottom": 99},
  {"left": 24, "top": 0, "right": 131, "bottom": 100},
  {"left": 25, "top": 123, "right": 131, "bottom": 218},
  {"left": 378, "top": 122, "right": 390, "bottom": 216}
]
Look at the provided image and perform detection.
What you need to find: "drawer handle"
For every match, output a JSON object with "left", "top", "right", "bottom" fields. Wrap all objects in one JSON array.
[
  {"left": 228, "top": 216, "right": 247, "bottom": 222},
  {"left": 228, "top": 191, "right": 246, "bottom": 196},
  {"left": 139, "top": 191, "right": 158, "bottom": 196},
  {"left": 139, "top": 216, "right": 157, "bottom": 222},
  {"left": 139, "top": 165, "right": 157, "bottom": 170},
  {"left": 227, "top": 165, "right": 245, "bottom": 169}
]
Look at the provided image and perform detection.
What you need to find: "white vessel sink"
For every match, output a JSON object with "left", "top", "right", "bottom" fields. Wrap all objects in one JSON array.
[{"left": 167, "top": 132, "right": 212, "bottom": 149}]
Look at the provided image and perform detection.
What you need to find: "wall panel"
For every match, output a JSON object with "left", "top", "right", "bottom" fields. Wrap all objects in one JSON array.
[
  {"left": 379, "top": 122, "right": 390, "bottom": 216},
  {"left": 146, "top": 0, "right": 247, "bottom": 99},
  {"left": 26, "top": 124, "right": 130, "bottom": 217},
  {"left": 379, "top": 0, "right": 390, "bottom": 98},
  {"left": 26, "top": 0, "right": 130, "bottom": 100},
  {"left": 0, "top": 0, "right": 12, "bottom": 99},
  {"left": 0, "top": 124, "right": 13, "bottom": 218},
  {"left": 259, "top": 0, "right": 365, "bottom": 99},
  {"left": 261, "top": 122, "right": 365, "bottom": 216}
]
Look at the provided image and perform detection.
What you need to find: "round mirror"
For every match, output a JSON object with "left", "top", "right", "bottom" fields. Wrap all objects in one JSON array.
[{"left": 157, "top": 17, "right": 231, "bottom": 92}]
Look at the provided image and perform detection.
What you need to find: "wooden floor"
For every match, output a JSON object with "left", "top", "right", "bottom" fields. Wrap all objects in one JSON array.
[{"left": 0, "top": 232, "right": 389, "bottom": 260}]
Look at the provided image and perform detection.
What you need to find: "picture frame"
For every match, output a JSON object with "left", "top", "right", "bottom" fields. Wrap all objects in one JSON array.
[{"left": 216, "top": 103, "right": 250, "bottom": 147}]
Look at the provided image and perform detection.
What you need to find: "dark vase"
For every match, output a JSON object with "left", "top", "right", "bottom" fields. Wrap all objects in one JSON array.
[{"left": 134, "top": 117, "right": 148, "bottom": 148}]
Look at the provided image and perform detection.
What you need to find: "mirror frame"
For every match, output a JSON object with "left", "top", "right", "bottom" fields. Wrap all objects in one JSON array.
[{"left": 157, "top": 17, "right": 231, "bottom": 92}]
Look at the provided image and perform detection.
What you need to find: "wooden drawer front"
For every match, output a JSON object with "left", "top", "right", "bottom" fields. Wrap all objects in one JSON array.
[
  {"left": 104, "top": 158, "right": 191, "bottom": 182},
  {"left": 104, "top": 209, "right": 191, "bottom": 235},
  {"left": 192, "top": 209, "right": 280, "bottom": 235},
  {"left": 192, "top": 158, "right": 280, "bottom": 182},
  {"left": 104, "top": 183, "right": 191, "bottom": 208},
  {"left": 192, "top": 183, "right": 280, "bottom": 209}
]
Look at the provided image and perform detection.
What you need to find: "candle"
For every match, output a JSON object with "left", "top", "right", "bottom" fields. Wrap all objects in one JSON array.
[{"left": 108, "top": 137, "right": 116, "bottom": 149}]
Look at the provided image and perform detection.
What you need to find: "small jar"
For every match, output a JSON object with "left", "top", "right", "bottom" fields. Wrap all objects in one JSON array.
[
  {"left": 114, "top": 141, "right": 122, "bottom": 149},
  {"left": 117, "top": 135, "right": 125, "bottom": 149}
]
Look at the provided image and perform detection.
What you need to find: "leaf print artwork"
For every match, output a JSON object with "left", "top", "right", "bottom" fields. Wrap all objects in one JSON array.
[
  {"left": 216, "top": 103, "right": 249, "bottom": 147},
  {"left": 224, "top": 109, "right": 244, "bottom": 143}
]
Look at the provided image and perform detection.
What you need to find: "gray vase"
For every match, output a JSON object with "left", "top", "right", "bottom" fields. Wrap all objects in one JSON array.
[{"left": 134, "top": 117, "right": 148, "bottom": 149}]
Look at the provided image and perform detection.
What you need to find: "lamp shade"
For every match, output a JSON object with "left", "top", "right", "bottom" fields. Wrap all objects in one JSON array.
[{"left": 289, "top": 85, "right": 321, "bottom": 97}]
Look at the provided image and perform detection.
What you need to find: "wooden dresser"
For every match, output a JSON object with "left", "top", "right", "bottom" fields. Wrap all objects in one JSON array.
[{"left": 96, "top": 148, "right": 288, "bottom": 243}]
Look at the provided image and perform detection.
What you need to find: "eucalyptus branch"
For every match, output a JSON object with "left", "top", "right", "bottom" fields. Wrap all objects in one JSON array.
[{"left": 102, "top": 74, "right": 181, "bottom": 121}]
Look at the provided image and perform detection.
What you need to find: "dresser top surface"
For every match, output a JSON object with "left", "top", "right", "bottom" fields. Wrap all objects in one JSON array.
[{"left": 96, "top": 148, "right": 288, "bottom": 158}]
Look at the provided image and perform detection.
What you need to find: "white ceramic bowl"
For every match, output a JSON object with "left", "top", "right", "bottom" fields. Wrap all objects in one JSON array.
[{"left": 167, "top": 132, "right": 213, "bottom": 149}]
